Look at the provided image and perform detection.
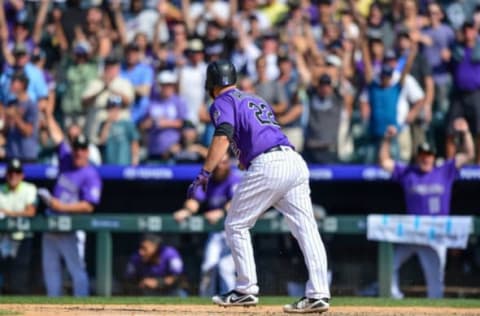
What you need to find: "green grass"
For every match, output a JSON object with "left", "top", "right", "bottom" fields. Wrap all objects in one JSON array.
[
  {"left": 0, "top": 296, "right": 479, "bottom": 308},
  {"left": 0, "top": 310, "right": 20, "bottom": 315}
]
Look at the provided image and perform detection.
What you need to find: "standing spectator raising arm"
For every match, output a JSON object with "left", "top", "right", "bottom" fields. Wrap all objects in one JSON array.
[
  {"left": 32, "top": 0, "right": 49, "bottom": 45},
  {"left": 0, "top": 3, "right": 13, "bottom": 66},
  {"left": 40, "top": 103, "right": 102, "bottom": 297},
  {"left": 42, "top": 105, "right": 101, "bottom": 214},
  {"left": 379, "top": 117, "right": 473, "bottom": 299}
]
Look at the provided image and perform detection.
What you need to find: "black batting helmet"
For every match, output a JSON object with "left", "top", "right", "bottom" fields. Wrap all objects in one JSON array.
[{"left": 205, "top": 60, "right": 237, "bottom": 92}]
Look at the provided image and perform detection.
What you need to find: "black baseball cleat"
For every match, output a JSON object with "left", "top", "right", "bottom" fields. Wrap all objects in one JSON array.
[
  {"left": 212, "top": 290, "right": 259, "bottom": 307},
  {"left": 283, "top": 297, "right": 330, "bottom": 313}
]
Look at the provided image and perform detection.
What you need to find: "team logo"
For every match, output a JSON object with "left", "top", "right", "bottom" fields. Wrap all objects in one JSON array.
[{"left": 213, "top": 109, "right": 221, "bottom": 125}]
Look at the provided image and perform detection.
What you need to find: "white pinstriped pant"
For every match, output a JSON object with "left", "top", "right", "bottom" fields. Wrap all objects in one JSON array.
[
  {"left": 391, "top": 244, "right": 446, "bottom": 299},
  {"left": 225, "top": 147, "right": 330, "bottom": 299}
]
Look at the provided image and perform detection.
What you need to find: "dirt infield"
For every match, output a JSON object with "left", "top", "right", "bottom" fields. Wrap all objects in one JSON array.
[{"left": 2, "top": 304, "right": 480, "bottom": 316}]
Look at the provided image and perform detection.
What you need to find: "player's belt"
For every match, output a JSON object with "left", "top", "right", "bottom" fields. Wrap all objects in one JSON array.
[{"left": 264, "top": 145, "right": 292, "bottom": 154}]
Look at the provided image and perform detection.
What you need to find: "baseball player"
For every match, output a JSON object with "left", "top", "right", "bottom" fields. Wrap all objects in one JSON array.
[
  {"left": 187, "top": 60, "right": 330, "bottom": 313},
  {"left": 38, "top": 105, "right": 102, "bottom": 297},
  {"left": 174, "top": 154, "right": 239, "bottom": 296},
  {"left": 379, "top": 118, "right": 474, "bottom": 298},
  {"left": 125, "top": 234, "right": 186, "bottom": 296}
]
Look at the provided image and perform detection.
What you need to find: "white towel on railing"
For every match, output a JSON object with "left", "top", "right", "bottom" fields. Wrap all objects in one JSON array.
[{"left": 367, "top": 215, "right": 473, "bottom": 249}]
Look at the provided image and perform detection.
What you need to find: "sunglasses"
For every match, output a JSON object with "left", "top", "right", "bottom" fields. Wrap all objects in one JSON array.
[{"left": 7, "top": 170, "right": 23, "bottom": 175}]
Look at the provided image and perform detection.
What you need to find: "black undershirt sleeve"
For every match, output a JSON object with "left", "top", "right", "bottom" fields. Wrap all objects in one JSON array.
[{"left": 214, "top": 123, "right": 234, "bottom": 141}]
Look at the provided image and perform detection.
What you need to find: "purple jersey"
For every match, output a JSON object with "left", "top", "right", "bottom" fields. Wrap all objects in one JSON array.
[
  {"left": 126, "top": 246, "right": 183, "bottom": 279},
  {"left": 193, "top": 173, "right": 240, "bottom": 210},
  {"left": 209, "top": 89, "right": 291, "bottom": 167},
  {"left": 49, "top": 142, "right": 102, "bottom": 215},
  {"left": 146, "top": 95, "right": 187, "bottom": 156},
  {"left": 392, "top": 159, "right": 458, "bottom": 215}
]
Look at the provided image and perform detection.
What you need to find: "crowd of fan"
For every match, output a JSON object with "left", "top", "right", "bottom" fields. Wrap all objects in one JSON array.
[{"left": 2, "top": 0, "right": 480, "bottom": 165}]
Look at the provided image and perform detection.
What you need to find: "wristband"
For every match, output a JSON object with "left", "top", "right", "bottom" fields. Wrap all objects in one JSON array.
[{"left": 200, "top": 168, "right": 212, "bottom": 177}]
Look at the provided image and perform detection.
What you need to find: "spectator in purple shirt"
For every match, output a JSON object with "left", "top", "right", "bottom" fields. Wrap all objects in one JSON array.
[
  {"left": 379, "top": 118, "right": 474, "bottom": 299},
  {"left": 446, "top": 20, "right": 480, "bottom": 163},
  {"left": 125, "top": 234, "right": 186, "bottom": 296},
  {"left": 140, "top": 71, "right": 187, "bottom": 163},
  {"left": 37, "top": 104, "right": 102, "bottom": 297}
]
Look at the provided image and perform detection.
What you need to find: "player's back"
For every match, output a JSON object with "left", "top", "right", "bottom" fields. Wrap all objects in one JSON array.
[{"left": 210, "top": 88, "right": 291, "bottom": 168}]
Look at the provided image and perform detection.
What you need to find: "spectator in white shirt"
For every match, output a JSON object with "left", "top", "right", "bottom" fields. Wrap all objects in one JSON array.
[{"left": 0, "top": 159, "right": 36, "bottom": 294}]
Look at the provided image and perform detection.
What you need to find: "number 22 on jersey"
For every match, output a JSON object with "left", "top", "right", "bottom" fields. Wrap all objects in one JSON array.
[{"left": 247, "top": 101, "right": 280, "bottom": 126}]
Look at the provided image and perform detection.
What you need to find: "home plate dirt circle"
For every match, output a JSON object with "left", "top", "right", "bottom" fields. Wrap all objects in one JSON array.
[{"left": 2, "top": 304, "right": 480, "bottom": 316}]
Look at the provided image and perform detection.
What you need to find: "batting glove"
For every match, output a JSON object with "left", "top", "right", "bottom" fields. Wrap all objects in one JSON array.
[{"left": 187, "top": 168, "right": 211, "bottom": 199}]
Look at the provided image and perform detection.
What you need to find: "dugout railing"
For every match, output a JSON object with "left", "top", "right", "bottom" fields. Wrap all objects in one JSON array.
[{"left": 0, "top": 214, "right": 478, "bottom": 297}]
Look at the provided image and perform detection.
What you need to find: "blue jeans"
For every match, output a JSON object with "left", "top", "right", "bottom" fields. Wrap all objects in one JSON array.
[{"left": 42, "top": 232, "right": 89, "bottom": 296}]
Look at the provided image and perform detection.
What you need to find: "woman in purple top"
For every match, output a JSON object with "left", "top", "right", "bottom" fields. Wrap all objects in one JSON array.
[
  {"left": 379, "top": 118, "right": 474, "bottom": 299},
  {"left": 125, "top": 234, "right": 186, "bottom": 296}
]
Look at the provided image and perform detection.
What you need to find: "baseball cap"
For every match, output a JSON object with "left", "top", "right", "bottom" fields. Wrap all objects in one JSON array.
[
  {"left": 417, "top": 142, "right": 436, "bottom": 155},
  {"left": 73, "top": 41, "right": 91, "bottom": 55},
  {"left": 381, "top": 64, "right": 394, "bottom": 77},
  {"left": 141, "top": 234, "right": 162, "bottom": 246},
  {"left": 397, "top": 28, "right": 411, "bottom": 39},
  {"left": 366, "top": 29, "right": 383, "bottom": 42},
  {"left": 14, "top": 16, "right": 29, "bottom": 28},
  {"left": 183, "top": 120, "right": 196, "bottom": 130},
  {"left": 206, "top": 20, "right": 222, "bottom": 30},
  {"left": 157, "top": 71, "right": 178, "bottom": 84},
  {"left": 384, "top": 49, "right": 397, "bottom": 61},
  {"left": 106, "top": 95, "right": 123, "bottom": 109},
  {"left": 104, "top": 54, "right": 120, "bottom": 66},
  {"left": 204, "top": 43, "right": 224, "bottom": 56},
  {"left": 6, "top": 158, "right": 23, "bottom": 173},
  {"left": 187, "top": 38, "right": 204, "bottom": 53},
  {"left": 72, "top": 134, "right": 89, "bottom": 149},
  {"left": 325, "top": 54, "right": 342, "bottom": 67},
  {"left": 262, "top": 30, "right": 279, "bottom": 41},
  {"left": 13, "top": 43, "right": 28, "bottom": 56},
  {"left": 318, "top": 73, "right": 332, "bottom": 85},
  {"left": 126, "top": 42, "right": 141, "bottom": 52}
]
